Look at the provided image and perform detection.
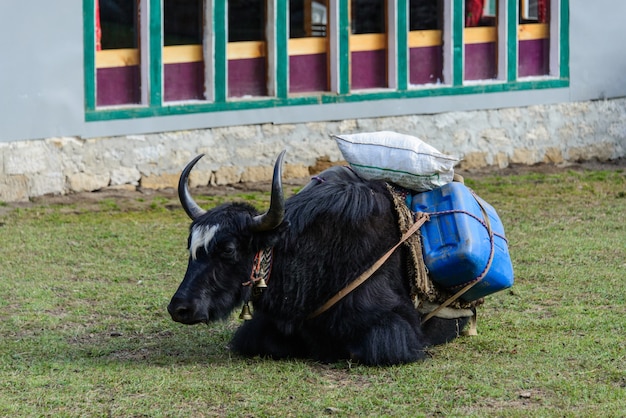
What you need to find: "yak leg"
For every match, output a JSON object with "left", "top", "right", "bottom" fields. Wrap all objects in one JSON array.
[
  {"left": 421, "top": 316, "right": 470, "bottom": 346},
  {"left": 230, "top": 312, "right": 307, "bottom": 359},
  {"left": 347, "top": 307, "right": 428, "bottom": 365}
]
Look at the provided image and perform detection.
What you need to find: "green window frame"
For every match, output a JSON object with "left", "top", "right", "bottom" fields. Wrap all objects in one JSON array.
[{"left": 83, "top": 0, "right": 569, "bottom": 122}]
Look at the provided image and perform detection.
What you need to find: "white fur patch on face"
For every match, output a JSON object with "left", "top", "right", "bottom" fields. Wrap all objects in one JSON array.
[{"left": 189, "top": 224, "right": 220, "bottom": 260}]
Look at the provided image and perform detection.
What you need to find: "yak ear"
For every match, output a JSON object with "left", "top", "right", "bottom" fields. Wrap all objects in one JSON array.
[
  {"left": 250, "top": 150, "right": 286, "bottom": 232},
  {"left": 178, "top": 154, "right": 207, "bottom": 220},
  {"left": 251, "top": 220, "right": 290, "bottom": 249}
]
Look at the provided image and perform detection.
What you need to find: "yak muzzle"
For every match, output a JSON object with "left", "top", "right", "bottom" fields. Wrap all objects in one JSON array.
[{"left": 167, "top": 297, "right": 208, "bottom": 325}]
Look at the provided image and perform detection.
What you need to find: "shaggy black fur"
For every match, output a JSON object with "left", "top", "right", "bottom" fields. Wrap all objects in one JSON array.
[{"left": 169, "top": 167, "right": 468, "bottom": 365}]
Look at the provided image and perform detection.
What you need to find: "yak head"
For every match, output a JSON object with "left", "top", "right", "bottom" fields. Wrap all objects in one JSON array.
[{"left": 167, "top": 151, "right": 286, "bottom": 324}]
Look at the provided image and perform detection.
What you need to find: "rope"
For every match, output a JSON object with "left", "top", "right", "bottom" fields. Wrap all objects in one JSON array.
[
  {"left": 308, "top": 212, "right": 430, "bottom": 319},
  {"left": 421, "top": 193, "right": 495, "bottom": 323}
]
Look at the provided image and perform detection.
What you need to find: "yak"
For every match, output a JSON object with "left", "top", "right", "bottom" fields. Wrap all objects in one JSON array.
[{"left": 167, "top": 151, "right": 469, "bottom": 365}]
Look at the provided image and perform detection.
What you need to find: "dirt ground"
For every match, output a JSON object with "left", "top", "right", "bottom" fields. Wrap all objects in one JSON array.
[{"left": 3, "top": 158, "right": 625, "bottom": 216}]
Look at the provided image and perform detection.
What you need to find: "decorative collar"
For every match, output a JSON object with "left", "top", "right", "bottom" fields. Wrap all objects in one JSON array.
[{"left": 242, "top": 247, "right": 274, "bottom": 297}]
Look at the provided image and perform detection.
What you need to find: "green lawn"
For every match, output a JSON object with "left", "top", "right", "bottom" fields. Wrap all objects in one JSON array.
[{"left": 1, "top": 168, "right": 625, "bottom": 417}]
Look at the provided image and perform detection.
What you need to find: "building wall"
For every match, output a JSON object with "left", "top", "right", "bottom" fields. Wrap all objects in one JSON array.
[{"left": 1, "top": 1, "right": 626, "bottom": 201}]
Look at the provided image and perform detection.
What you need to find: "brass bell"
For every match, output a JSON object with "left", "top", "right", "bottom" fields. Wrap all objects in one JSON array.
[
  {"left": 239, "top": 303, "right": 253, "bottom": 320},
  {"left": 254, "top": 277, "right": 268, "bottom": 289}
]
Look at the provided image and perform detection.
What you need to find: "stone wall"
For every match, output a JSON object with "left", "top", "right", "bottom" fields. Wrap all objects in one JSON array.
[{"left": 1, "top": 99, "right": 625, "bottom": 202}]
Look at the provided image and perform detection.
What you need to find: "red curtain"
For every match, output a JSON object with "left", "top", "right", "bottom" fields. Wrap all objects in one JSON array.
[
  {"left": 465, "top": 0, "right": 484, "bottom": 27},
  {"left": 95, "top": 0, "right": 102, "bottom": 51},
  {"left": 466, "top": 1, "right": 548, "bottom": 26},
  {"left": 538, "top": 0, "right": 548, "bottom": 23}
]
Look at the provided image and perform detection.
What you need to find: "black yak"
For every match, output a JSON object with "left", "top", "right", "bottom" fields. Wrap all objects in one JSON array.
[{"left": 168, "top": 151, "right": 469, "bottom": 365}]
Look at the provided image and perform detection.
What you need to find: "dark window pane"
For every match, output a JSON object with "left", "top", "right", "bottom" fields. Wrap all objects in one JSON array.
[
  {"left": 164, "top": 0, "right": 203, "bottom": 46},
  {"left": 229, "top": 0, "right": 265, "bottom": 41},
  {"left": 351, "top": 0, "right": 385, "bottom": 34},
  {"left": 99, "top": 0, "right": 138, "bottom": 49},
  {"left": 409, "top": 0, "right": 441, "bottom": 31}
]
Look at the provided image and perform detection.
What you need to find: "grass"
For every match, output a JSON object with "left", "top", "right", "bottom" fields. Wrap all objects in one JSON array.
[{"left": 1, "top": 169, "right": 625, "bottom": 416}]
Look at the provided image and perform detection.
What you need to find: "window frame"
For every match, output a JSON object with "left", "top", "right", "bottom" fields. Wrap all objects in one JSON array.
[{"left": 83, "top": 0, "right": 569, "bottom": 122}]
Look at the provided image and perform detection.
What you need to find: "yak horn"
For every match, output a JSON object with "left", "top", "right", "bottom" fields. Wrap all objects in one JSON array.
[
  {"left": 178, "top": 154, "right": 207, "bottom": 220},
  {"left": 251, "top": 150, "right": 286, "bottom": 232}
]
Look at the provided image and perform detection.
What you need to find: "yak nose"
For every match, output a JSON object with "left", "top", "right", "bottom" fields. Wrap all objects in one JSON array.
[{"left": 168, "top": 297, "right": 206, "bottom": 324}]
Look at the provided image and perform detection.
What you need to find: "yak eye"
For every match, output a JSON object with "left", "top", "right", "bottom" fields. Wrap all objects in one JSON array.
[{"left": 220, "top": 242, "right": 238, "bottom": 259}]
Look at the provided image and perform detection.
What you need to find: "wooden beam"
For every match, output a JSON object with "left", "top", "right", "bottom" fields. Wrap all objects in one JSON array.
[
  {"left": 408, "top": 30, "right": 443, "bottom": 48},
  {"left": 518, "top": 23, "right": 549, "bottom": 41},
  {"left": 464, "top": 26, "right": 497, "bottom": 44}
]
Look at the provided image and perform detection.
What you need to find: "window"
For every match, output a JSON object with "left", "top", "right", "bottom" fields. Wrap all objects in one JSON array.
[
  {"left": 350, "top": 0, "right": 387, "bottom": 89},
  {"left": 163, "top": 0, "right": 205, "bottom": 102},
  {"left": 95, "top": 0, "right": 141, "bottom": 106},
  {"left": 464, "top": 0, "right": 498, "bottom": 81},
  {"left": 518, "top": 0, "right": 550, "bottom": 77},
  {"left": 289, "top": 0, "right": 330, "bottom": 93},
  {"left": 409, "top": 0, "right": 443, "bottom": 85},
  {"left": 228, "top": 1, "right": 268, "bottom": 97},
  {"left": 84, "top": 0, "right": 569, "bottom": 120}
]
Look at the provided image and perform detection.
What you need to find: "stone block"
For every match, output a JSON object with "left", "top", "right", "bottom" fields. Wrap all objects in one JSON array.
[
  {"left": 67, "top": 172, "right": 110, "bottom": 193},
  {"left": 458, "top": 152, "right": 488, "bottom": 170},
  {"left": 283, "top": 163, "right": 309, "bottom": 179},
  {"left": 5, "top": 141, "right": 50, "bottom": 174},
  {"left": 479, "top": 128, "right": 510, "bottom": 147},
  {"left": 45, "top": 136, "right": 84, "bottom": 149},
  {"left": 511, "top": 148, "right": 539, "bottom": 165},
  {"left": 140, "top": 173, "right": 179, "bottom": 190},
  {"left": 309, "top": 156, "right": 345, "bottom": 174},
  {"left": 29, "top": 173, "right": 65, "bottom": 196},
  {"left": 543, "top": 147, "right": 564, "bottom": 164},
  {"left": 241, "top": 166, "right": 273, "bottom": 183},
  {"left": 493, "top": 152, "right": 509, "bottom": 168},
  {"left": 189, "top": 171, "right": 212, "bottom": 188},
  {"left": 0, "top": 175, "right": 29, "bottom": 202},
  {"left": 110, "top": 167, "right": 141, "bottom": 186},
  {"left": 568, "top": 143, "right": 616, "bottom": 162},
  {"left": 213, "top": 166, "right": 241, "bottom": 185}
]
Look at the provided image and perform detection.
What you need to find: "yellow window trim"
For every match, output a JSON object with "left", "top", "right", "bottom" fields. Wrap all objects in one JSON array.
[
  {"left": 349, "top": 33, "right": 387, "bottom": 52},
  {"left": 94, "top": 25, "right": 547, "bottom": 69},
  {"left": 288, "top": 37, "right": 327, "bottom": 56},
  {"left": 464, "top": 26, "right": 497, "bottom": 44},
  {"left": 227, "top": 41, "right": 266, "bottom": 60},
  {"left": 518, "top": 23, "right": 549, "bottom": 41},
  {"left": 408, "top": 30, "right": 443, "bottom": 48},
  {"left": 163, "top": 45, "right": 203, "bottom": 64},
  {"left": 96, "top": 48, "right": 139, "bottom": 69},
  {"left": 96, "top": 45, "right": 204, "bottom": 68}
]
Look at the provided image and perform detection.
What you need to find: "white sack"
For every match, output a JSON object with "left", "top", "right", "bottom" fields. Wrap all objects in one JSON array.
[{"left": 333, "top": 131, "right": 459, "bottom": 192}]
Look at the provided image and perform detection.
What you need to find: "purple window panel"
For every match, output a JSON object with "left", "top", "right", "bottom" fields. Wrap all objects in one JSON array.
[
  {"left": 96, "top": 66, "right": 141, "bottom": 106},
  {"left": 289, "top": 53, "right": 328, "bottom": 93},
  {"left": 228, "top": 58, "right": 267, "bottom": 97},
  {"left": 518, "top": 38, "right": 550, "bottom": 77},
  {"left": 351, "top": 50, "right": 387, "bottom": 89},
  {"left": 164, "top": 62, "right": 205, "bottom": 101},
  {"left": 464, "top": 42, "right": 497, "bottom": 81},
  {"left": 409, "top": 46, "right": 443, "bottom": 85}
]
